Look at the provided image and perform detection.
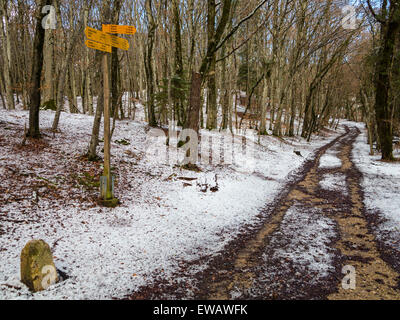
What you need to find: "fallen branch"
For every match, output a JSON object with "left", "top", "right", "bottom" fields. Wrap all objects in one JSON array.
[
  {"left": 0, "top": 218, "right": 38, "bottom": 224},
  {"left": 1, "top": 283, "right": 22, "bottom": 290},
  {"left": 52, "top": 237, "right": 64, "bottom": 250}
]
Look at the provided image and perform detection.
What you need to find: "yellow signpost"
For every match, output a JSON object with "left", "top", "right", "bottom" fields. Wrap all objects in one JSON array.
[
  {"left": 85, "top": 40, "right": 112, "bottom": 53},
  {"left": 84, "top": 25, "right": 135, "bottom": 207},
  {"left": 102, "top": 24, "right": 137, "bottom": 35},
  {"left": 84, "top": 26, "right": 130, "bottom": 51}
]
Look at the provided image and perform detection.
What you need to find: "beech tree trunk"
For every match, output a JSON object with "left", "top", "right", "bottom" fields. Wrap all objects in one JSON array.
[
  {"left": 0, "top": 2, "right": 14, "bottom": 110},
  {"left": 186, "top": 72, "right": 202, "bottom": 133},
  {"left": 144, "top": 0, "right": 157, "bottom": 127},
  {"left": 370, "top": 0, "right": 400, "bottom": 160},
  {"left": 111, "top": 0, "right": 122, "bottom": 119},
  {"left": 27, "top": 0, "right": 51, "bottom": 138}
]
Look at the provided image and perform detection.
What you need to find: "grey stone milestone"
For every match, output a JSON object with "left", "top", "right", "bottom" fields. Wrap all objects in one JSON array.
[{"left": 20, "top": 239, "right": 58, "bottom": 292}]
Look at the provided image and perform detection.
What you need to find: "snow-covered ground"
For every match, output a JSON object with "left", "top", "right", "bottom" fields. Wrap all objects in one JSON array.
[
  {"left": 351, "top": 123, "right": 400, "bottom": 252},
  {"left": 267, "top": 203, "right": 337, "bottom": 280},
  {"left": 319, "top": 173, "right": 348, "bottom": 195},
  {"left": 244, "top": 201, "right": 338, "bottom": 300},
  {"left": 0, "top": 104, "right": 342, "bottom": 299},
  {"left": 319, "top": 151, "right": 342, "bottom": 169}
]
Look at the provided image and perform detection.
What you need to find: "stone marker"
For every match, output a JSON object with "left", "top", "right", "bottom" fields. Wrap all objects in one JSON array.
[{"left": 20, "top": 240, "right": 58, "bottom": 292}]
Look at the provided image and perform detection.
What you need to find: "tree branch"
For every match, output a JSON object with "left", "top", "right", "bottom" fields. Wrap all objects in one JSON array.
[
  {"left": 215, "top": 0, "right": 269, "bottom": 52},
  {"left": 366, "top": 0, "right": 387, "bottom": 24}
]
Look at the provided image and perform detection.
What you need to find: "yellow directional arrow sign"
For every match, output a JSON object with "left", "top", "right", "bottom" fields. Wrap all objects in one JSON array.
[
  {"left": 85, "top": 40, "right": 112, "bottom": 53},
  {"left": 102, "top": 24, "right": 137, "bottom": 35},
  {"left": 85, "top": 27, "right": 129, "bottom": 51}
]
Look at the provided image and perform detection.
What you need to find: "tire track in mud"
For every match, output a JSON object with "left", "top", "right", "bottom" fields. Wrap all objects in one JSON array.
[
  {"left": 327, "top": 129, "right": 400, "bottom": 300},
  {"left": 198, "top": 127, "right": 400, "bottom": 300},
  {"left": 127, "top": 127, "right": 400, "bottom": 300}
]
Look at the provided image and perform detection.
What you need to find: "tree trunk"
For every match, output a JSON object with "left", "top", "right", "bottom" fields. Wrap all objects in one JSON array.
[
  {"left": 220, "top": 44, "right": 229, "bottom": 130},
  {"left": 206, "top": 0, "right": 217, "bottom": 130},
  {"left": 288, "top": 82, "right": 296, "bottom": 137},
  {"left": 0, "top": 2, "right": 14, "bottom": 110},
  {"left": 52, "top": 0, "right": 78, "bottom": 131},
  {"left": 83, "top": 7, "right": 93, "bottom": 115},
  {"left": 373, "top": 1, "right": 400, "bottom": 160},
  {"left": 185, "top": 72, "right": 202, "bottom": 133},
  {"left": 27, "top": 0, "right": 51, "bottom": 138},
  {"left": 172, "top": 0, "right": 185, "bottom": 127},
  {"left": 68, "top": 65, "right": 78, "bottom": 113},
  {"left": 259, "top": 79, "right": 269, "bottom": 135},
  {"left": 87, "top": 91, "right": 104, "bottom": 161},
  {"left": 42, "top": 28, "right": 54, "bottom": 104},
  {"left": 144, "top": 0, "right": 157, "bottom": 127},
  {"left": 111, "top": 0, "right": 122, "bottom": 119}
]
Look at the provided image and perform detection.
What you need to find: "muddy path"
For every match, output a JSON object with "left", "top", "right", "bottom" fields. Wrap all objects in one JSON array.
[{"left": 128, "top": 127, "right": 400, "bottom": 300}]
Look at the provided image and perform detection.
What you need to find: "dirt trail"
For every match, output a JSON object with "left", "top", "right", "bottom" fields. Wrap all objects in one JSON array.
[
  {"left": 327, "top": 129, "right": 400, "bottom": 299},
  {"left": 128, "top": 127, "right": 400, "bottom": 300},
  {"left": 198, "top": 126, "right": 400, "bottom": 300}
]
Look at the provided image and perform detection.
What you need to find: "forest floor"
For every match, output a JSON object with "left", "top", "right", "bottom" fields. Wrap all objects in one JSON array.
[
  {"left": 128, "top": 125, "right": 400, "bottom": 300},
  {"left": 0, "top": 108, "right": 399, "bottom": 300}
]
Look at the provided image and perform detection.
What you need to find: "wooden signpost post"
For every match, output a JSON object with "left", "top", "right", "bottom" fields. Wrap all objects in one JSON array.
[{"left": 84, "top": 25, "right": 136, "bottom": 207}]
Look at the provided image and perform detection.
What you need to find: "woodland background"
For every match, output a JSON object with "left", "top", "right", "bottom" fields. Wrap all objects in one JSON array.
[{"left": 0, "top": 0, "right": 399, "bottom": 160}]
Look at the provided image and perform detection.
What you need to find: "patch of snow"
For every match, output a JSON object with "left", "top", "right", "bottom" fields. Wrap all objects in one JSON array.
[
  {"left": 319, "top": 173, "right": 348, "bottom": 195},
  {"left": 319, "top": 152, "right": 342, "bottom": 169},
  {"left": 351, "top": 128, "right": 400, "bottom": 252},
  {"left": 243, "top": 202, "right": 338, "bottom": 299},
  {"left": 0, "top": 108, "right": 342, "bottom": 300},
  {"left": 267, "top": 203, "right": 337, "bottom": 280}
]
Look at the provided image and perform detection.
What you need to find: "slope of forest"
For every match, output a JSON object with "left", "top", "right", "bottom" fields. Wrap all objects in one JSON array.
[
  {"left": 0, "top": 102, "right": 344, "bottom": 299},
  {"left": 351, "top": 123, "right": 400, "bottom": 269},
  {"left": 1, "top": 0, "right": 400, "bottom": 301}
]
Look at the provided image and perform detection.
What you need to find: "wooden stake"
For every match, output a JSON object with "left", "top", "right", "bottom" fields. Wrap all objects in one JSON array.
[{"left": 102, "top": 53, "right": 113, "bottom": 200}]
